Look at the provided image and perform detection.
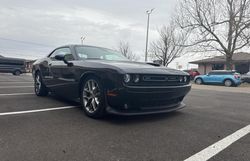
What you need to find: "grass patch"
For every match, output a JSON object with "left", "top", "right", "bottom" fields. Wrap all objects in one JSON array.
[{"left": 240, "top": 83, "right": 250, "bottom": 87}]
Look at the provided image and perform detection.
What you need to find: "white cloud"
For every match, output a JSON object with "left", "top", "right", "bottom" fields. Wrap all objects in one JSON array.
[{"left": 0, "top": 0, "right": 177, "bottom": 62}]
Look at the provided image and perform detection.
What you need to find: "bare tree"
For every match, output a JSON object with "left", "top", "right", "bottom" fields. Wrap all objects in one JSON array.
[
  {"left": 150, "top": 24, "right": 187, "bottom": 67},
  {"left": 177, "top": 0, "right": 250, "bottom": 69},
  {"left": 118, "top": 41, "right": 138, "bottom": 61}
]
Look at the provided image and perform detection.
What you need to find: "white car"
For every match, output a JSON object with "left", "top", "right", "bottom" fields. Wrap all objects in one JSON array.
[{"left": 241, "top": 71, "right": 250, "bottom": 83}]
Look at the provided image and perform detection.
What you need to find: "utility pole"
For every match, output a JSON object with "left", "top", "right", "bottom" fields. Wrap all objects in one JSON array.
[
  {"left": 81, "top": 36, "right": 85, "bottom": 45},
  {"left": 145, "top": 8, "right": 154, "bottom": 62}
]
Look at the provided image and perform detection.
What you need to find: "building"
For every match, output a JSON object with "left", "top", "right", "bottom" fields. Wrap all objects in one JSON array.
[
  {"left": 25, "top": 60, "right": 35, "bottom": 72},
  {"left": 189, "top": 52, "right": 250, "bottom": 74}
]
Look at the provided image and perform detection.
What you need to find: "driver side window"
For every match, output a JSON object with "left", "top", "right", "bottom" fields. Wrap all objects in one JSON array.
[{"left": 49, "top": 48, "right": 74, "bottom": 61}]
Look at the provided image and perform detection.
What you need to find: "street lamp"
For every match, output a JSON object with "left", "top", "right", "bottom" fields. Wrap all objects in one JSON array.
[
  {"left": 81, "top": 36, "right": 85, "bottom": 45},
  {"left": 145, "top": 8, "right": 154, "bottom": 62}
]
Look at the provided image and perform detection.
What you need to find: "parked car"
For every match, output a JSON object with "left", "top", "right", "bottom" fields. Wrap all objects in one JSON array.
[
  {"left": 194, "top": 70, "right": 241, "bottom": 87},
  {"left": 183, "top": 69, "right": 200, "bottom": 80},
  {"left": 32, "top": 45, "right": 191, "bottom": 118},
  {"left": 241, "top": 71, "right": 250, "bottom": 83},
  {"left": 0, "top": 56, "right": 27, "bottom": 75}
]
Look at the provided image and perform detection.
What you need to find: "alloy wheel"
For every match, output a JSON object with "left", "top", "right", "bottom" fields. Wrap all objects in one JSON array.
[
  {"left": 225, "top": 80, "right": 232, "bottom": 87},
  {"left": 82, "top": 79, "right": 101, "bottom": 113},
  {"left": 15, "top": 70, "right": 21, "bottom": 76},
  {"left": 35, "top": 74, "right": 41, "bottom": 94},
  {"left": 196, "top": 78, "right": 202, "bottom": 84}
]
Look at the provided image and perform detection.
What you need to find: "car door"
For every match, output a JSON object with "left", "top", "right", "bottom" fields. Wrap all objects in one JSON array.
[
  {"left": 203, "top": 72, "right": 215, "bottom": 83},
  {"left": 42, "top": 49, "right": 64, "bottom": 87},
  {"left": 210, "top": 72, "right": 223, "bottom": 83},
  {"left": 216, "top": 72, "right": 226, "bottom": 83},
  {"left": 48, "top": 47, "right": 78, "bottom": 98}
]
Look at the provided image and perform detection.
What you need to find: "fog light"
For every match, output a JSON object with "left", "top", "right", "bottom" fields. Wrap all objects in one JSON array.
[
  {"left": 134, "top": 75, "right": 140, "bottom": 83},
  {"left": 124, "top": 74, "right": 131, "bottom": 83},
  {"left": 124, "top": 104, "right": 129, "bottom": 109}
]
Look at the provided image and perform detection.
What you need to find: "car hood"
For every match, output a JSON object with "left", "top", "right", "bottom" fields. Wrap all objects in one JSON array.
[
  {"left": 78, "top": 60, "right": 188, "bottom": 75},
  {"left": 242, "top": 74, "right": 250, "bottom": 78}
]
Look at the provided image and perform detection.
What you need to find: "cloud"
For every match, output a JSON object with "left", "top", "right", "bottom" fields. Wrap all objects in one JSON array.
[{"left": 0, "top": 0, "right": 177, "bottom": 60}]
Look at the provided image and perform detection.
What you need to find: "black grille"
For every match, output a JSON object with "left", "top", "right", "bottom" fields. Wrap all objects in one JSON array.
[
  {"left": 128, "top": 74, "right": 190, "bottom": 86},
  {"left": 128, "top": 97, "right": 183, "bottom": 109},
  {"left": 143, "top": 75, "right": 168, "bottom": 81}
]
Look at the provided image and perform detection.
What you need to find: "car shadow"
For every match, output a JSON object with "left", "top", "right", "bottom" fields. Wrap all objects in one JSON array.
[
  {"left": 47, "top": 93, "right": 185, "bottom": 125},
  {"left": 48, "top": 93, "right": 81, "bottom": 106},
  {"left": 102, "top": 111, "right": 184, "bottom": 125}
]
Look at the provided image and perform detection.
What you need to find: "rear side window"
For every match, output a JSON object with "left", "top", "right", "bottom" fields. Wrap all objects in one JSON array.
[
  {"left": 208, "top": 72, "right": 217, "bottom": 75},
  {"left": 209, "top": 72, "right": 233, "bottom": 75},
  {"left": 0, "top": 59, "right": 25, "bottom": 66}
]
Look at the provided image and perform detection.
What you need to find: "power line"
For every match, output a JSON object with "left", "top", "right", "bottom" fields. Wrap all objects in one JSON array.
[
  {"left": 0, "top": 46, "right": 50, "bottom": 52},
  {"left": 0, "top": 47, "right": 50, "bottom": 58},
  {"left": 0, "top": 36, "right": 55, "bottom": 47}
]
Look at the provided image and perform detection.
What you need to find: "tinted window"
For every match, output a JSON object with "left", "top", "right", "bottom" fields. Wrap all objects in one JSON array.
[
  {"left": 212, "top": 64, "right": 224, "bottom": 70},
  {"left": 49, "top": 48, "right": 74, "bottom": 61},
  {"left": 219, "top": 72, "right": 233, "bottom": 75},
  {"left": 208, "top": 72, "right": 217, "bottom": 75},
  {"left": 209, "top": 71, "right": 233, "bottom": 75},
  {"left": 75, "top": 46, "right": 128, "bottom": 61}
]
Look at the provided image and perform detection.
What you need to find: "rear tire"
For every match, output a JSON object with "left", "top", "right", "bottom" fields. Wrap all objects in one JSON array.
[
  {"left": 13, "top": 70, "right": 21, "bottom": 76},
  {"left": 195, "top": 78, "right": 203, "bottom": 85},
  {"left": 34, "top": 72, "right": 48, "bottom": 96},
  {"left": 80, "top": 76, "right": 106, "bottom": 118},
  {"left": 224, "top": 79, "right": 233, "bottom": 87}
]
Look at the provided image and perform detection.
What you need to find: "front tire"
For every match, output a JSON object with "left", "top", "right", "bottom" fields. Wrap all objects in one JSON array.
[
  {"left": 34, "top": 72, "right": 48, "bottom": 96},
  {"left": 80, "top": 76, "right": 106, "bottom": 118},
  {"left": 195, "top": 78, "right": 203, "bottom": 85}
]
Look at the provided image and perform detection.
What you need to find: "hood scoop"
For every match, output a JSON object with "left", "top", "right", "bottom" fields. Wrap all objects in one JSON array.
[{"left": 146, "top": 62, "right": 161, "bottom": 67}]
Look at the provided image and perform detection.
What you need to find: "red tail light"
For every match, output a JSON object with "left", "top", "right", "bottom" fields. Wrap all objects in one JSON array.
[{"left": 234, "top": 74, "right": 240, "bottom": 79}]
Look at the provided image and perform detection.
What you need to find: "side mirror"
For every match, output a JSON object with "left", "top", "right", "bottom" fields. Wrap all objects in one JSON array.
[
  {"left": 55, "top": 54, "right": 64, "bottom": 61},
  {"left": 206, "top": 74, "right": 209, "bottom": 76},
  {"left": 54, "top": 54, "right": 73, "bottom": 67}
]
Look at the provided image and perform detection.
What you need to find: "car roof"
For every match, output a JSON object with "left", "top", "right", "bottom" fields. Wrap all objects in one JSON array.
[
  {"left": 57, "top": 44, "right": 113, "bottom": 51},
  {"left": 47, "top": 44, "right": 119, "bottom": 57},
  {"left": 210, "top": 70, "right": 236, "bottom": 73}
]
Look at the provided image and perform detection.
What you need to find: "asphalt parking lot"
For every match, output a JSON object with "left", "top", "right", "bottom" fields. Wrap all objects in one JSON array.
[{"left": 0, "top": 73, "right": 249, "bottom": 161}]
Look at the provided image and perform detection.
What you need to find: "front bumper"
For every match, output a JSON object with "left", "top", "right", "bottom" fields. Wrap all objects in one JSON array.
[{"left": 106, "top": 84, "right": 191, "bottom": 115}]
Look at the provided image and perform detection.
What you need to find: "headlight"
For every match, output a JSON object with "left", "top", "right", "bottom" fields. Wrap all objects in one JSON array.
[
  {"left": 179, "top": 76, "right": 183, "bottom": 82},
  {"left": 124, "top": 74, "right": 131, "bottom": 83},
  {"left": 134, "top": 75, "right": 140, "bottom": 83},
  {"left": 180, "top": 76, "right": 188, "bottom": 83},
  {"left": 184, "top": 76, "right": 187, "bottom": 82}
]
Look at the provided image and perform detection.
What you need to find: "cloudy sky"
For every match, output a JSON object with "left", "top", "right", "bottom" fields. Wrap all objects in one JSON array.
[{"left": 0, "top": 0, "right": 199, "bottom": 69}]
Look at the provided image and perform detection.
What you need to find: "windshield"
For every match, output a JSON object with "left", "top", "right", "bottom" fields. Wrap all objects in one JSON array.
[{"left": 75, "top": 46, "right": 129, "bottom": 61}]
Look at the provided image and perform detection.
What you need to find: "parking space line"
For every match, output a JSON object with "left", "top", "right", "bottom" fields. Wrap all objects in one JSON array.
[
  {"left": 0, "top": 93, "right": 34, "bottom": 96},
  {"left": 0, "top": 82, "right": 33, "bottom": 83},
  {"left": 0, "top": 106, "right": 77, "bottom": 116},
  {"left": 0, "top": 86, "right": 33, "bottom": 88},
  {"left": 184, "top": 124, "right": 250, "bottom": 161}
]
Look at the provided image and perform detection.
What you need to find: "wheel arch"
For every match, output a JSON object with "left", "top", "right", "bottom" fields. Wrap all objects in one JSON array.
[
  {"left": 78, "top": 72, "right": 102, "bottom": 95},
  {"left": 34, "top": 69, "right": 40, "bottom": 75},
  {"left": 195, "top": 77, "right": 203, "bottom": 82},
  {"left": 32, "top": 65, "right": 41, "bottom": 78},
  {"left": 13, "top": 69, "right": 22, "bottom": 74}
]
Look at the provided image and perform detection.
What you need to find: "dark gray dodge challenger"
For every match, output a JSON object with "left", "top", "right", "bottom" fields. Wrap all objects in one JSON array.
[{"left": 32, "top": 45, "right": 191, "bottom": 118}]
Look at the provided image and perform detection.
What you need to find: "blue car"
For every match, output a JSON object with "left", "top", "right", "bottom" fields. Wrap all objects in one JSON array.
[{"left": 194, "top": 70, "right": 241, "bottom": 87}]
